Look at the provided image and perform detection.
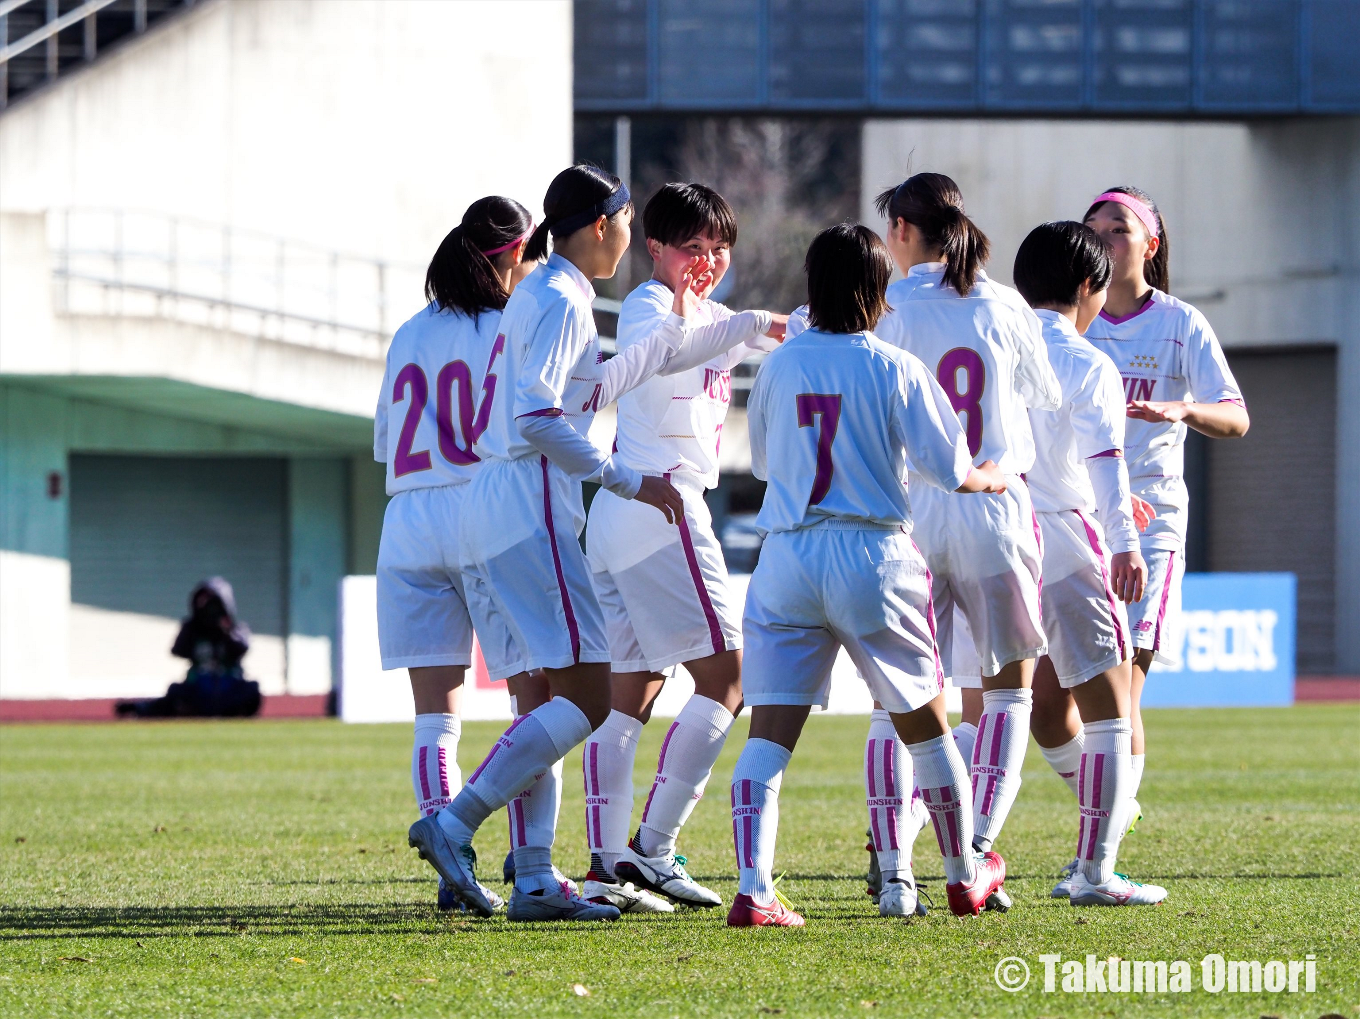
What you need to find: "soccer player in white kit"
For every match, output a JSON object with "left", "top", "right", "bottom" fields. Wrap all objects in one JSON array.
[
  {"left": 728, "top": 224, "right": 1010, "bottom": 926},
  {"left": 869, "top": 174, "right": 1062, "bottom": 883},
  {"left": 581, "top": 183, "right": 786, "bottom": 911},
  {"left": 1012, "top": 221, "right": 1168, "bottom": 907},
  {"left": 1081, "top": 187, "right": 1248, "bottom": 839},
  {"left": 375, "top": 196, "right": 544, "bottom": 914},
  {"left": 407, "top": 165, "right": 749, "bottom": 921}
]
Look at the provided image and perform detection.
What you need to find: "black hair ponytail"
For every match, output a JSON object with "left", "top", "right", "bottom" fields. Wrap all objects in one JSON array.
[
  {"left": 424, "top": 196, "right": 534, "bottom": 320},
  {"left": 522, "top": 164, "right": 631, "bottom": 262},
  {"left": 873, "top": 171, "right": 991, "bottom": 296},
  {"left": 1084, "top": 185, "right": 1170, "bottom": 293}
]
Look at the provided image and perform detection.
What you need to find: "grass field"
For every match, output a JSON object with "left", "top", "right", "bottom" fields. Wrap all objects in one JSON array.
[{"left": 1, "top": 706, "right": 1357, "bottom": 1018}]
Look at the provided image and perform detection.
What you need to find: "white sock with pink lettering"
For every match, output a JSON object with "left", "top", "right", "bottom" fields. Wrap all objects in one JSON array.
[
  {"left": 581, "top": 709, "right": 642, "bottom": 877},
  {"left": 909, "top": 734, "right": 976, "bottom": 886},
  {"left": 635, "top": 695, "right": 735, "bottom": 858},
  {"left": 1077, "top": 718, "right": 1133, "bottom": 884},
  {"left": 971, "top": 688, "right": 1033, "bottom": 852},
  {"left": 1040, "top": 731, "right": 1085, "bottom": 801},
  {"left": 412, "top": 714, "right": 461, "bottom": 818},
  {"left": 864, "top": 709, "right": 923, "bottom": 881},
  {"left": 730, "top": 738, "right": 791, "bottom": 904},
  {"left": 438, "top": 697, "right": 590, "bottom": 845}
]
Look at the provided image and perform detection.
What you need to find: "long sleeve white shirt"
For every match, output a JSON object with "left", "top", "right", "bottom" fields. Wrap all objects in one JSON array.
[
  {"left": 1026, "top": 310, "right": 1139, "bottom": 554},
  {"left": 613, "top": 278, "right": 775, "bottom": 488}
]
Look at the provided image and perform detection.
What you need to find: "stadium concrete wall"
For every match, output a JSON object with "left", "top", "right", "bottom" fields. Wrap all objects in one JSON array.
[
  {"left": 0, "top": 0, "right": 573, "bottom": 703},
  {"left": 862, "top": 117, "right": 1360, "bottom": 672}
]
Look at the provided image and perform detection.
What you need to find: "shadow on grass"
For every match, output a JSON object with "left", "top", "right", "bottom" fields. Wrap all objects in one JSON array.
[{"left": 0, "top": 903, "right": 700, "bottom": 941}]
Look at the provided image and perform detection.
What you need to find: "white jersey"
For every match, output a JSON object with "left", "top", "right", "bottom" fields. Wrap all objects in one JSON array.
[
  {"left": 1085, "top": 289, "right": 1244, "bottom": 550},
  {"left": 474, "top": 253, "right": 605, "bottom": 464},
  {"left": 613, "top": 278, "right": 775, "bottom": 488},
  {"left": 748, "top": 328, "right": 972, "bottom": 535},
  {"left": 874, "top": 262, "right": 1061, "bottom": 474},
  {"left": 1027, "top": 310, "right": 1139, "bottom": 552},
  {"left": 375, "top": 303, "right": 504, "bottom": 495}
]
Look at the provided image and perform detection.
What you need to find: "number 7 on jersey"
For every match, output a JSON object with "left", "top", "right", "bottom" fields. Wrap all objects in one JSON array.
[{"left": 796, "top": 393, "right": 842, "bottom": 505}]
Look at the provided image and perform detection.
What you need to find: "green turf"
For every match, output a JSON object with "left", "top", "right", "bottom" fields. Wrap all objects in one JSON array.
[{"left": 1, "top": 705, "right": 1357, "bottom": 1018}]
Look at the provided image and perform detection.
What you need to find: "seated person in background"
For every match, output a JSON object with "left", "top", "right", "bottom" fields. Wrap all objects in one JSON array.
[{"left": 116, "top": 578, "right": 261, "bottom": 718}]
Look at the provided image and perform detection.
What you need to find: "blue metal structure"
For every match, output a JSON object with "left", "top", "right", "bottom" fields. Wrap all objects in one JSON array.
[{"left": 575, "top": 0, "right": 1360, "bottom": 116}]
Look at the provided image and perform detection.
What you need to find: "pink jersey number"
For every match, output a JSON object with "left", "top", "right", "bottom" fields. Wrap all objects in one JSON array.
[
  {"left": 796, "top": 393, "right": 842, "bottom": 506},
  {"left": 392, "top": 363, "right": 433, "bottom": 477},
  {"left": 937, "top": 347, "right": 986, "bottom": 457}
]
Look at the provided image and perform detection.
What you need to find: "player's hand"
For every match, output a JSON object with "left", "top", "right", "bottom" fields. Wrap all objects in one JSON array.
[
  {"left": 634, "top": 475, "right": 685, "bottom": 524},
  {"left": 671, "top": 258, "right": 706, "bottom": 320},
  {"left": 1111, "top": 549, "right": 1148, "bottom": 604},
  {"left": 957, "top": 460, "right": 1007, "bottom": 494},
  {"left": 1127, "top": 399, "right": 1188, "bottom": 424},
  {"left": 1131, "top": 495, "right": 1157, "bottom": 533},
  {"left": 764, "top": 313, "right": 789, "bottom": 341}
]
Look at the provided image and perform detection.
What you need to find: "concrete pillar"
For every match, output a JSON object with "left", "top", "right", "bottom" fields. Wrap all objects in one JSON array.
[{"left": 287, "top": 457, "right": 348, "bottom": 695}]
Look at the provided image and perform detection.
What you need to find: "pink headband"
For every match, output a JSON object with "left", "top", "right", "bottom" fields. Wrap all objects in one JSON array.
[
  {"left": 1092, "top": 192, "right": 1159, "bottom": 239},
  {"left": 481, "top": 225, "right": 533, "bottom": 258}
]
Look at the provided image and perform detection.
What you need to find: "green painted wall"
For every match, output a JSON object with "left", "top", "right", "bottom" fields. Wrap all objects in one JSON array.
[{"left": 1, "top": 381, "right": 372, "bottom": 692}]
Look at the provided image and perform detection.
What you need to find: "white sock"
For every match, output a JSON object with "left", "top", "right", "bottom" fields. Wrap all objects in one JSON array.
[
  {"left": 1077, "top": 718, "right": 1133, "bottom": 884},
  {"left": 412, "top": 713, "right": 461, "bottom": 817},
  {"left": 509, "top": 758, "right": 564, "bottom": 892},
  {"left": 864, "top": 709, "right": 924, "bottom": 880},
  {"left": 1040, "top": 731, "right": 1085, "bottom": 802},
  {"left": 909, "top": 734, "right": 976, "bottom": 886},
  {"left": 582, "top": 709, "right": 642, "bottom": 877},
  {"left": 438, "top": 697, "right": 590, "bottom": 843},
  {"left": 1118, "top": 751, "right": 1147, "bottom": 837},
  {"left": 636, "top": 695, "right": 735, "bottom": 858},
  {"left": 730, "top": 738, "right": 791, "bottom": 905},
  {"left": 971, "top": 687, "right": 1033, "bottom": 852},
  {"left": 952, "top": 721, "right": 978, "bottom": 775}
]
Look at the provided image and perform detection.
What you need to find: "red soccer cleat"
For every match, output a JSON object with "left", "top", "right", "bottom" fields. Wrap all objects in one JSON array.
[
  {"left": 946, "top": 851, "right": 1007, "bottom": 917},
  {"left": 726, "top": 892, "right": 805, "bottom": 927}
]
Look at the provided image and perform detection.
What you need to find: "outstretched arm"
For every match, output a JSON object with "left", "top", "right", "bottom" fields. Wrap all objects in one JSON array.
[{"left": 1126, "top": 399, "right": 1249, "bottom": 439}]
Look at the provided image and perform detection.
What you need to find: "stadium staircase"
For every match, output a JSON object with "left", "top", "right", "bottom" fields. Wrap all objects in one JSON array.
[{"left": 0, "top": 0, "right": 198, "bottom": 110}]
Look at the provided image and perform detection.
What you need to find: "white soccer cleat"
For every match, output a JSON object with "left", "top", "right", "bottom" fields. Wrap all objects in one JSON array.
[
  {"left": 506, "top": 881, "right": 622, "bottom": 922},
  {"left": 407, "top": 815, "right": 495, "bottom": 918},
  {"left": 1050, "top": 857, "right": 1080, "bottom": 899},
  {"left": 615, "top": 846, "right": 723, "bottom": 908},
  {"left": 878, "top": 876, "right": 928, "bottom": 918},
  {"left": 1069, "top": 871, "right": 1167, "bottom": 907},
  {"left": 581, "top": 875, "right": 674, "bottom": 913}
]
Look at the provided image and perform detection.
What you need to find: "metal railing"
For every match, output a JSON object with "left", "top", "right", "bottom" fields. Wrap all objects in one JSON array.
[
  {"left": 1, "top": 0, "right": 197, "bottom": 110},
  {"left": 50, "top": 208, "right": 424, "bottom": 360}
]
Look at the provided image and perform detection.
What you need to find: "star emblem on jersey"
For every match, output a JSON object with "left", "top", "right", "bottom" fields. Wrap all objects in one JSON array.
[{"left": 1130, "top": 355, "right": 1158, "bottom": 369}]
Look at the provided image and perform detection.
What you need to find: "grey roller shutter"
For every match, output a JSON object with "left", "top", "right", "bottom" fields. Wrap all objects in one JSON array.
[
  {"left": 69, "top": 455, "right": 287, "bottom": 638},
  {"left": 1204, "top": 349, "right": 1336, "bottom": 673}
]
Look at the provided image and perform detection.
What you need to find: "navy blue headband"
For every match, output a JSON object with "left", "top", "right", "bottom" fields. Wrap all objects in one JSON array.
[{"left": 549, "top": 183, "right": 631, "bottom": 239}]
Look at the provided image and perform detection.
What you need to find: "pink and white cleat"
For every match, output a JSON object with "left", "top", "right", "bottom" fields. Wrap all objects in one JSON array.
[
  {"left": 946, "top": 851, "right": 1007, "bottom": 917},
  {"left": 726, "top": 893, "right": 805, "bottom": 927}
]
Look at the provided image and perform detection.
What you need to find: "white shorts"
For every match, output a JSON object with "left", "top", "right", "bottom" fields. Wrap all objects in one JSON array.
[
  {"left": 942, "top": 606, "right": 982, "bottom": 690},
  {"left": 910, "top": 475, "right": 1047, "bottom": 678},
  {"left": 460, "top": 455, "right": 611, "bottom": 679},
  {"left": 587, "top": 474, "right": 742, "bottom": 673},
  {"left": 1129, "top": 545, "right": 1184, "bottom": 669},
  {"left": 376, "top": 485, "right": 524, "bottom": 676},
  {"left": 743, "top": 525, "right": 943, "bottom": 714},
  {"left": 1037, "top": 509, "right": 1130, "bottom": 688}
]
